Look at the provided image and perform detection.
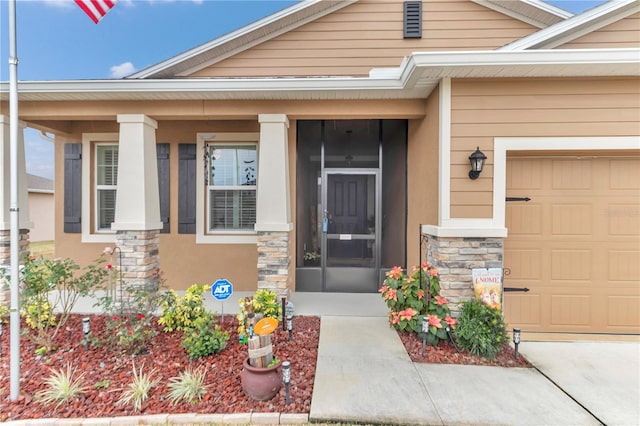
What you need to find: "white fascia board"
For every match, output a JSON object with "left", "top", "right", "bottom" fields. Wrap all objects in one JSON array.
[
  {"left": 501, "top": 0, "right": 640, "bottom": 51},
  {"left": 412, "top": 48, "right": 640, "bottom": 67},
  {"left": 472, "top": 0, "right": 571, "bottom": 29}
]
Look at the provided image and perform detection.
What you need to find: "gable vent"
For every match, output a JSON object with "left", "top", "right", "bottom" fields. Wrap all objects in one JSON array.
[{"left": 404, "top": 1, "right": 422, "bottom": 39}]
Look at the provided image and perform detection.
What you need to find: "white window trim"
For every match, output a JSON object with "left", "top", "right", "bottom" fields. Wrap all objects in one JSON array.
[
  {"left": 196, "top": 132, "right": 259, "bottom": 244},
  {"left": 82, "top": 133, "right": 119, "bottom": 243},
  {"left": 95, "top": 143, "right": 118, "bottom": 233}
]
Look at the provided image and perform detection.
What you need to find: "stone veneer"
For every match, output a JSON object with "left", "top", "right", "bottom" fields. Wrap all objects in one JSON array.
[
  {"left": 257, "top": 231, "right": 291, "bottom": 299},
  {"left": 115, "top": 230, "right": 160, "bottom": 309},
  {"left": 425, "top": 234, "right": 503, "bottom": 314},
  {"left": 0, "top": 229, "right": 30, "bottom": 308}
]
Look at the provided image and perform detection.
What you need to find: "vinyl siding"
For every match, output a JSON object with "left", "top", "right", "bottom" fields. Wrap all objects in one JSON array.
[
  {"left": 559, "top": 12, "right": 640, "bottom": 49},
  {"left": 449, "top": 77, "right": 640, "bottom": 219},
  {"left": 188, "top": 0, "right": 536, "bottom": 78}
]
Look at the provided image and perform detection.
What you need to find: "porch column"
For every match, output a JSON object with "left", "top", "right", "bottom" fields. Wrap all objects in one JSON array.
[
  {"left": 256, "top": 114, "right": 292, "bottom": 299},
  {"left": 0, "top": 116, "right": 31, "bottom": 307},
  {"left": 112, "top": 114, "right": 162, "bottom": 302}
]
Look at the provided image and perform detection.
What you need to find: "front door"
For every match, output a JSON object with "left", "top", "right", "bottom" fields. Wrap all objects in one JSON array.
[{"left": 322, "top": 170, "right": 379, "bottom": 292}]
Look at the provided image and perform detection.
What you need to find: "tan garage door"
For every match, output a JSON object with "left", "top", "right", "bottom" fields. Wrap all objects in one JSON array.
[{"left": 504, "top": 155, "right": 640, "bottom": 337}]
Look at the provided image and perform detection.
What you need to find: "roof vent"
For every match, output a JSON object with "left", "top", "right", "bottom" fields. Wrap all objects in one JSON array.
[{"left": 404, "top": 1, "right": 422, "bottom": 39}]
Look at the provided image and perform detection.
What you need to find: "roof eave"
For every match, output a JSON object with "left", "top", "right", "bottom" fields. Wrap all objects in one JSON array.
[
  {"left": 2, "top": 49, "right": 638, "bottom": 102},
  {"left": 472, "top": 0, "right": 571, "bottom": 29}
]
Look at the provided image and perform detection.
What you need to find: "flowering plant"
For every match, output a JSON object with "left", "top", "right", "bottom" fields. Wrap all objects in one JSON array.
[{"left": 380, "top": 263, "right": 456, "bottom": 346}]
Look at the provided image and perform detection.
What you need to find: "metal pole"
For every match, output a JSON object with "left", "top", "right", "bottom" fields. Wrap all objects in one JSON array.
[{"left": 8, "top": 0, "right": 21, "bottom": 401}]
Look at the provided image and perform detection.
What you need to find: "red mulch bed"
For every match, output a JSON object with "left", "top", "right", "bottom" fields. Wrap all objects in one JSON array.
[
  {"left": 398, "top": 330, "right": 531, "bottom": 368},
  {"left": 1, "top": 314, "right": 530, "bottom": 421},
  {"left": 0, "top": 314, "right": 319, "bottom": 422}
]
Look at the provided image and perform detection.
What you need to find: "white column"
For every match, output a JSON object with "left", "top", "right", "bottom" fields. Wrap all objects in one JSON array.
[
  {"left": 0, "top": 115, "right": 31, "bottom": 230},
  {"left": 112, "top": 114, "right": 162, "bottom": 231},
  {"left": 255, "top": 114, "right": 292, "bottom": 232}
]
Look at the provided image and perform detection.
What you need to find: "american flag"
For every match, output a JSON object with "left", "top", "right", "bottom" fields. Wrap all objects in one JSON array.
[{"left": 75, "top": 0, "right": 118, "bottom": 24}]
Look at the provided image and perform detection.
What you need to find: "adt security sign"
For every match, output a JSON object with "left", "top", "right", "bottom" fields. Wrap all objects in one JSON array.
[{"left": 211, "top": 279, "right": 233, "bottom": 301}]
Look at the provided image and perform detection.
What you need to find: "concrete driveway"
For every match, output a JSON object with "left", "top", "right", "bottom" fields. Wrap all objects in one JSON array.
[{"left": 520, "top": 341, "right": 640, "bottom": 426}]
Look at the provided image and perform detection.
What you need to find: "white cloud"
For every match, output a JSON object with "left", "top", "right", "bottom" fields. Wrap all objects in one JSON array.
[
  {"left": 36, "top": 0, "right": 74, "bottom": 8},
  {"left": 110, "top": 62, "right": 137, "bottom": 78}
]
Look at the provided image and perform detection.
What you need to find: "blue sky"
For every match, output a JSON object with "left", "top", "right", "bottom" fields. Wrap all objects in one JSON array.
[{"left": 0, "top": 0, "right": 606, "bottom": 179}]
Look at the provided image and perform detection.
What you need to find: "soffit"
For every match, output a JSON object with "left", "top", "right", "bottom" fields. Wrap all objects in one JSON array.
[{"left": 2, "top": 49, "right": 637, "bottom": 102}]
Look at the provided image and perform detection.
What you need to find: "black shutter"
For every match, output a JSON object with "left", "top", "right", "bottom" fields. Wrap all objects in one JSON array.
[
  {"left": 63, "top": 143, "right": 82, "bottom": 233},
  {"left": 156, "top": 143, "right": 170, "bottom": 234},
  {"left": 178, "top": 144, "right": 196, "bottom": 234},
  {"left": 404, "top": 1, "right": 422, "bottom": 39}
]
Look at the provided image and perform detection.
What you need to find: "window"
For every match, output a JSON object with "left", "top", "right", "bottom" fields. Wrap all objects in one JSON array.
[
  {"left": 206, "top": 145, "right": 257, "bottom": 231},
  {"left": 95, "top": 144, "right": 118, "bottom": 231}
]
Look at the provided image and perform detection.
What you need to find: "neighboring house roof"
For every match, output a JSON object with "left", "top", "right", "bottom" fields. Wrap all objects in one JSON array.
[
  {"left": 27, "top": 174, "right": 54, "bottom": 194},
  {"left": 500, "top": 0, "right": 640, "bottom": 50},
  {"left": 129, "top": 0, "right": 570, "bottom": 80}
]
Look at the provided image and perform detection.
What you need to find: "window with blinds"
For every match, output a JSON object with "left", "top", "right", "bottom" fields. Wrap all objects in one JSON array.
[
  {"left": 96, "top": 144, "right": 118, "bottom": 231},
  {"left": 206, "top": 145, "right": 257, "bottom": 231}
]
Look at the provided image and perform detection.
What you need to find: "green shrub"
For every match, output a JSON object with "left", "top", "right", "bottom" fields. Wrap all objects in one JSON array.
[
  {"left": 166, "top": 366, "right": 208, "bottom": 404},
  {"left": 181, "top": 312, "right": 229, "bottom": 359},
  {"left": 158, "top": 284, "right": 208, "bottom": 332},
  {"left": 454, "top": 298, "right": 507, "bottom": 360}
]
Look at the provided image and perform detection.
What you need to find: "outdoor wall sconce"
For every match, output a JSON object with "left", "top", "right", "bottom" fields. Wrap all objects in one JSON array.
[
  {"left": 468, "top": 147, "right": 487, "bottom": 180},
  {"left": 513, "top": 328, "right": 521, "bottom": 360},
  {"left": 282, "top": 361, "right": 291, "bottom": 405},
  {"left": 82, "top": 317, "right": 91, "bottom": 351}
]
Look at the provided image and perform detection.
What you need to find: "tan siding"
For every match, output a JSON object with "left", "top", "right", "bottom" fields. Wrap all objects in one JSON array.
[
  {"left": 449, "top": 77, "right": 640, "bottom": 219},
  {"left": 406, "top": 91, "right": 438, "bottom": 268},
  {"left": 28, "top": 192, "right": 55, "bottom": 242},
  {"left": 189, "top": 0, "right": 536, "bottom": 78},
  {"left": 560, "top": 13, "right": 640, "bottom": 49}
]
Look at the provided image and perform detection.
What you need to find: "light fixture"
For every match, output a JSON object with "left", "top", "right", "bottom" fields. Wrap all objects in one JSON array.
[
  {"left": 82, "top": 317, "right": 91, "bottom": 351},
  {"left": 282, "top": 361, "right": 291, "bottom": 405},
  {"left": 468, "top": 147, "right": 487, "bottom": 180},
  {"left": 421, "top": 316, "right": 429, "bottom": 356},
  {"left": 286, "top": 302, "right": 295, "bottom": 341},
  {"left": 513, "top": 328, "right": 521, "bottom": 360}
]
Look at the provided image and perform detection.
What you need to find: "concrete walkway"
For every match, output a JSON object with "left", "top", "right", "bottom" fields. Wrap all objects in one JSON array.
[{"left": 310, "top": 316, "right": 608, "bottom": 426}]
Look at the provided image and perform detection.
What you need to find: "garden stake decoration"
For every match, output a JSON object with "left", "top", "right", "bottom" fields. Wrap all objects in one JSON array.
[
  {"left": 513, "top": 328, "right": 521, "bottom": 360},
  {"left": 82, "top": 317, "right": 91, "bottom": 351},
  {"left": 281, "top": 297, "right": 286, "bottom": 331},
  {"left": 282, "top": 360, "right": 291, "bottom": 405}
]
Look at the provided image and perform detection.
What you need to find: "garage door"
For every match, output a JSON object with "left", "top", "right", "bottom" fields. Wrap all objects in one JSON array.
[{"left": 504, "top": 155, "right": 640, "bottom": 336}]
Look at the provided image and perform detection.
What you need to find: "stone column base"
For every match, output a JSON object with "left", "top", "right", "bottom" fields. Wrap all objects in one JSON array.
[
  {"left": 425, "top": 234, "right": 503, "bottom": 314},
  {"left": 257, "top": 231, "right": 291, "bottom": 300},
  {"left": 0, "top": 229, "right": 30, "bottom": 308},
  {"left": 115, "top": 230, "right": 160, "bottom": 311}
]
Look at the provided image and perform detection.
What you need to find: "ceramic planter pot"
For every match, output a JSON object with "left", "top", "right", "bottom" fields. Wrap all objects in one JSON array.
[{"left": 240, "top": 357, "right": 282, "bottom": 401}]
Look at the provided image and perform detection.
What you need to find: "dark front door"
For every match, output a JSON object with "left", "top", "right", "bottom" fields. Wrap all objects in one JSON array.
[{"left": 323, "top": 170, "right": 379, "bottom": 292}]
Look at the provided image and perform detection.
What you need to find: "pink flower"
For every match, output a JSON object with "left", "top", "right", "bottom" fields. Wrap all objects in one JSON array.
[
  {"left": 427, "top": 315, "right": 442, "bottom": 329},
  {"left": 112, "top": 315, "right": 118, "bottom": 321},
  {"left": 106, "top": 263, "right": 113, "bottom": 270},
  {"left": 383, "top": 288, "right": 397, "bottom": 302},
  {"left": 389, "top": 312, "right": 400, "bottom": 324},
  {"left": 399, "top": 308, "right": 418, "bottom": 321},
  {"left": 417, "top": 289, "right": 425, "bottom": 300},
  {"left": 429, "top": 268, "right": 438, "bottom": 277},
  {"left": 405, "top": 276, "right": 414, "bottom": 283},
  {"left": 103, "top": 247, "right": 113, "bottom": 255},
  {"left": 445, "top": 316, "right": 457, "bottom": 329},
  {"left": 386, "top": 266, "right": 403, "bottom": 280},
  {"left": 128, "top": 330, "right": 133, "bottom": 336},
  {"left": 378, "top": 285, "right": 388, "bottom": 293},
  {"left": 434, "top": 295, "right": 448, "bottom": 305},
  {"left": 138, "top": 314, "right": 145, "bottom": 320},
  {"left": 422, "top": 262, "right": 431, "bottom": 270}
]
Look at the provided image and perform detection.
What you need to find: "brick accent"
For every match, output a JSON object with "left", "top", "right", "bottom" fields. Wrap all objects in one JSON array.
[
  {"left": 115, "top": 230, "right": 159, "bottom": 309},
  {"left": 257, "top": 231, "right": 290, "bottom": 299},
  {"left": 0, "top": 229, "right": 30, "bottom": 308},
  {"left": 425, "top": 234, "right": 503, "bottom": 314}
]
